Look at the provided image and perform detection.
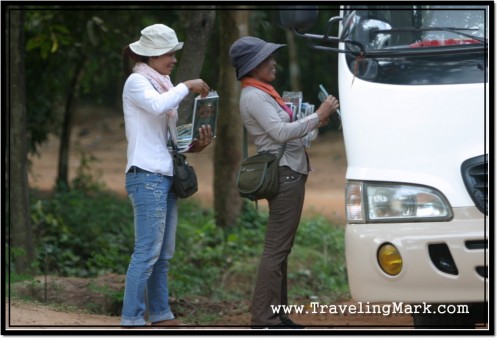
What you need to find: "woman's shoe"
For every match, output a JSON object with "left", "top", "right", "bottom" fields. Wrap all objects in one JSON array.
[
  {"left": 252, "top": 319, "right": 305, "bottom": 329},
  {"left": 277, "top": 317, "right": 304, "bottom": 329},
  {"left": 151, "top": 319, "right": 184, "bottom": 327},
  {"left": 266, "top": 322, "right": 303, "bottom": 329}
]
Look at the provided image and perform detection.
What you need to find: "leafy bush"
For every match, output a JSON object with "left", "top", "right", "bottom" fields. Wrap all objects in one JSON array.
[
  {"left": 171, "top": 200, "right": 268, "bottom": 299},
  {"left": 30, "top": 175, "right": 349, "bottom": 302},
  {"left": 32, "top": 188, "right": 134, "bottom": 277},
  {"left": 171, "top": 201, "right": 349, "bottom": 301},
  {"left": 289, "top": 217, "right": 349, "bottom": 301},
  {"left": 30, "top": 154, "right": 134, "bottom": 277}
]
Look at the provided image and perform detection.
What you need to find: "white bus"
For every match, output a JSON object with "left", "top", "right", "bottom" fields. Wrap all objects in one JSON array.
[{"left": 281, "top": 5, "right": 489, "bottom": 328}]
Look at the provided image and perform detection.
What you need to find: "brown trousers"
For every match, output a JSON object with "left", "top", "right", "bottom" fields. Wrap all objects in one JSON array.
[{"left": 250, "top": 166, "right": 307, "bottom": 326}]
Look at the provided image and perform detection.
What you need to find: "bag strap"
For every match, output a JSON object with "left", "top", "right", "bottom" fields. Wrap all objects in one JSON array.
[
  {"left": 148, "top": 77, "right": 179, "bottom": 153},
  {"left": 167, "top": 123, "right": 180, "bottom": 153},
  {"left": 241, "top": 125, "right": 287, "bottom": 210},
  {"left": 243, "top": 125, "right": 249, "bottom": 159},
  {"left": 277, "top": 142, "right": 287, "bottom": 160},
  {"left": 242, "top": 126, "right": 287, "bottom": 160}
]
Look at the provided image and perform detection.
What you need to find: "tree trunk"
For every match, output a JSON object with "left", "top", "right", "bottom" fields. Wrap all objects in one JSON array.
[
  {"left": 8, "top": 9, "right": 35, "bottom": 274},
  {"left": 286, "top": 29, "right": 301, "bottom": 91},
  {"left": 56, "top": 56, "right": 88, "bottom": 188},
  {"left": 213, "top": 9, "right": 249, "bottom": 229},
  {"left": 174, "top": 8, "right": 216, "bottom": 124}
]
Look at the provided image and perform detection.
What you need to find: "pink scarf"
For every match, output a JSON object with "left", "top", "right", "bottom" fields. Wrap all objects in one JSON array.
[{"left": 133, "top": 62, "right": 179, "bottom": 142}]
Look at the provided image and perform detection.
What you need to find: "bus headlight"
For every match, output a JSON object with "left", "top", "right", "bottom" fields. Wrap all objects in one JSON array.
[{"left": 346, "top": 181, "right": 453, "bottom": 223}]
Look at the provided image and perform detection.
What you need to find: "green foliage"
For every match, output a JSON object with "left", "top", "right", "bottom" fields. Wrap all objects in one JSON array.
[
  {"left": 87, "top": 282, "right": 124, "bottom": 316},
  {"left": 289, "top": 217, "right": 349, "bottom": 300},
  {"left": 31, "top": 156, "right": 134, "bottom": 277},
  {"left": 171, "top": 200, "right": 349, "bottom": 301},
  {"left": 70, "top": 152, "right": 106, "bottom": 193},
  {"left": 22, "top": 7, "right": 342, "bottom": 154},
  {"left": 5, "top": 246, "right": 34, "bottom": 283},
  {"left": 23, "top": 8, "right": 180, "bottom": 153},
  {"left": 171, "top": 200, "right": 268, "bottom": 299},
  {"left": 225, "top": 211, "right": 267, "bottom": 260},
  {"left": 30, "top": 186, "right": 348, "bottom": 301},
  {"left": 29, "top": 164, "right": 348, "bottom": 303}
]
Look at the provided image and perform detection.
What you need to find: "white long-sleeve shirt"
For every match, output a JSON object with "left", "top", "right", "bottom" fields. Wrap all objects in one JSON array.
[{"left": 123, "top": 73, "right": 189, "bottom": 175}]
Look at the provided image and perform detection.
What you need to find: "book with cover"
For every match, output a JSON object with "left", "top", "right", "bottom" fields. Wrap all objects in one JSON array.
[
  {"left": 283, "top": 90, "right": 318, "bottom": 147},
  {"left": 282, "top": 91, "right": 302, "bottom": 121},
  {"left": 176, "top": 90, "right": 219, "bottom": 152}
]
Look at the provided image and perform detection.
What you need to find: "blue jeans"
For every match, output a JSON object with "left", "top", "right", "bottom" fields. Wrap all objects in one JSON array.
[{"left": 120, "top": 170, "right": 178, "bottom": 326}]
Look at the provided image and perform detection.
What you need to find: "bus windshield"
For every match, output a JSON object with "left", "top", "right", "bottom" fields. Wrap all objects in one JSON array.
[{"left": 345, "top": 6, "right": 487, "bottom": 53}]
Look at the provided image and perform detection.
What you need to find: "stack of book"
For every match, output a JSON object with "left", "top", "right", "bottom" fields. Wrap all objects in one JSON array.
[
  {"left": 176, "top": 90, "right": 219, "bottom": 152},
  {"left": 282, "top": 91, "right": 318, "bottom": 148}
]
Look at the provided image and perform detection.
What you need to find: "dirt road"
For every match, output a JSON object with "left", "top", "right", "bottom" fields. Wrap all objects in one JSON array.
[{"left": 6, "top": 298, "right": 414, "bottom": 330}]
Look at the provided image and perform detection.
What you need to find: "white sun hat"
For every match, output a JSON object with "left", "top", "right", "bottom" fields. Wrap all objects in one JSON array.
[{"left": 129, "top": 24, "right": 184, "bottom": 57}]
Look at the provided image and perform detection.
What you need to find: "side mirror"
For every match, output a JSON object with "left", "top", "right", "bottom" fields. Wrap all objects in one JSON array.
[
  {"left": 339, "top": 10, "right": 357, "bottom": 41},
  {"left": 280, "top": 8, "right": 365, "bottom": 55},
  {"left": 279, "top": 6, "right": 319, "bottom": 32}
]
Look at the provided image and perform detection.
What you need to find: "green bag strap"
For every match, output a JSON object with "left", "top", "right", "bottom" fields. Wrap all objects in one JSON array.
[
  {"left": 242, "top": 126, "right": 286, "bottom": 160},
  {"left": 243, "top": 125, "right": 248, "bottom": 159},
  {"left": 241, "top": 125, "right": 287, "bottom": 210},
  {"left": 277, "top": 142, "right": 287, "bottom": 160}
]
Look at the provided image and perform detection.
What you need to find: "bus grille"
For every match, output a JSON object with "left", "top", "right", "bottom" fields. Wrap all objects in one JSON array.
[{"left": 461, "top": 155, "right": 488, "bottom": 215}]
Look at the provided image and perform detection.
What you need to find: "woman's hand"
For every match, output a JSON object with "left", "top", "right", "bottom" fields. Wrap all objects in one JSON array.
[
  {"left": 184, "top": 79, "right": 210, "bottom": 98},
  {"left": 316, "top": 95, "right": 339, "bottom": 126},
  {"left": 188, "top": 125, "right": 213, "bottom": 153}
]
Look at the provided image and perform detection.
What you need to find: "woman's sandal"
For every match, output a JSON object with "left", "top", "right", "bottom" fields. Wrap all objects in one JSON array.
[{"left": 151, "top": 319, "right": 184, "bottom": 327}]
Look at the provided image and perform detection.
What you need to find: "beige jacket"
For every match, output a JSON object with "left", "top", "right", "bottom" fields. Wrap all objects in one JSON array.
[{"left": 240, "top": 86, "right": 320, "bottom": 174}]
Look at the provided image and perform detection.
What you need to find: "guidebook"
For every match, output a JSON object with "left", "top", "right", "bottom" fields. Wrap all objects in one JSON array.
[
  {"left": 176, "top": 90, "right": 219, "bottom": 152},
  {"left": 282, "top": 90, "right": 317, "bottom": 148}
]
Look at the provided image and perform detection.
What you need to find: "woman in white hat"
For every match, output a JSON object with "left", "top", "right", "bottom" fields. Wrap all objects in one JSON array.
[
  {"left": 120, "top": 24, "right": 212, "bottom": 327},
  {"left": 230, "top": 36, "right": 339, "bottom": 329}
]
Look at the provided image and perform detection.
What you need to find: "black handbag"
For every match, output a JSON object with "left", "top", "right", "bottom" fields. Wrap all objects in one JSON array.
[{"left": 171, "top": 145, "right": 198, "bottom": 199}]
